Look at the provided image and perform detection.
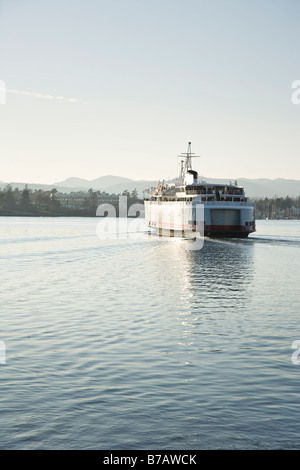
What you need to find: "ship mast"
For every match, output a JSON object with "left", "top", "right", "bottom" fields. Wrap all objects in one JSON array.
[{"left": 178, "top": 142, "right": 200, "bottom": 182}]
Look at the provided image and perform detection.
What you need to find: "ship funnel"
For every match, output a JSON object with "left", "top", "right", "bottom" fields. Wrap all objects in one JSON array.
[{"left": 185, "top": 169, "right": 198, "bottom": 185}]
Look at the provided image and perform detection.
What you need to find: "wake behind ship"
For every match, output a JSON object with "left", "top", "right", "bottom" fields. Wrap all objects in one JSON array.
[{"left": 144, "top": 143, "right": 256, "bottom": 238}]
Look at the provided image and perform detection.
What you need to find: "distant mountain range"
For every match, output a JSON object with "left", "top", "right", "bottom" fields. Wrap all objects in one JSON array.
[
  {"left": 1, "top": 174, "right": 300, "bottom": 199},
  {"left": 53, "top": 175, "right": 156, "bottom": 196}
]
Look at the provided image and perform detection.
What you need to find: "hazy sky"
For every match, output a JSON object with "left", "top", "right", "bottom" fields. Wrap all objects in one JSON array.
[{"left": 0, "top": 0, "right": 299, "bottom": 184}]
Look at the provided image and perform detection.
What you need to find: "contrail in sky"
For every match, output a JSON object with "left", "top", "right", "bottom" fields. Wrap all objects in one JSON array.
[{"left": 6, "top": 88, "right": 87, "bottom": 103}]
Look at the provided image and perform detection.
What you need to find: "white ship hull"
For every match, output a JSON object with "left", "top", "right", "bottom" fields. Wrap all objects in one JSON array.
[{"left": 144, "top": 198, "right": 255, "bottom": 238}]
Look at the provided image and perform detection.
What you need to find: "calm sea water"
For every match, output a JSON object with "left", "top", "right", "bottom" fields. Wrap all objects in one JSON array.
[{"left": 1, "top": 217, "right": 300, "bottom": 450}]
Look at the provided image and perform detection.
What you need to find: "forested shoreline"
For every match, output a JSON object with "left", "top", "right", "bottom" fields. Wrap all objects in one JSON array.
[
  {"left": 254, "top": 195, "right": 300, "bottom": 219},
  {"left": 0, "top": 185, "right": 142, "bottom": 217}
]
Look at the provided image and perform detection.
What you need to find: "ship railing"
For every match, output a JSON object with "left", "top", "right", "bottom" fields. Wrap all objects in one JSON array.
[
  {"left": 204, "top": 200, "right": 254, "bottom": 207},
  {"left": 147, "top": 197, "right": 254, "bottom": 206}
]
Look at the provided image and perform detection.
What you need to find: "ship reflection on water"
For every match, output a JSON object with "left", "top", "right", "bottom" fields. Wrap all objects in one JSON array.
[{"left": 147, "top": 235, "right": 255, "bottom": 354}]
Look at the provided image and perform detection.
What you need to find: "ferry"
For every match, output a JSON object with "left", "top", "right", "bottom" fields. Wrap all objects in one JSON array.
[{"left": 144, "top": 143, "right": 256, "bottom": 238}]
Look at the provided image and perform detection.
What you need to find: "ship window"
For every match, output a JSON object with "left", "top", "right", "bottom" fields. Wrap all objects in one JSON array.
[{"left": 245, "top": 221, "right": 248, "bottom": 226}]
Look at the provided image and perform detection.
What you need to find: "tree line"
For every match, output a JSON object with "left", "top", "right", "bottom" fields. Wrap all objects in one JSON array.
[
  {"left": 254, "top": 196, "right": 300, "bottom": 219},
  {"left": 0, "top": 185, "right": 59, "bottom": 216},
  {"left": 0, "top": 185, "right": 142, "bottom": 216}
]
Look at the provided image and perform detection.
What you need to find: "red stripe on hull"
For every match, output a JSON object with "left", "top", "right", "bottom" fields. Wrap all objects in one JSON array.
[{"left": 204, "top": 225, "right": 255, "bottom": 238}]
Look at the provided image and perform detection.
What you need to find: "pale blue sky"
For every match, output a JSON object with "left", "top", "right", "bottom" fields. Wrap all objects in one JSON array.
[{"left": 0, "top": 0, "right": 299, "bottom": 184}]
